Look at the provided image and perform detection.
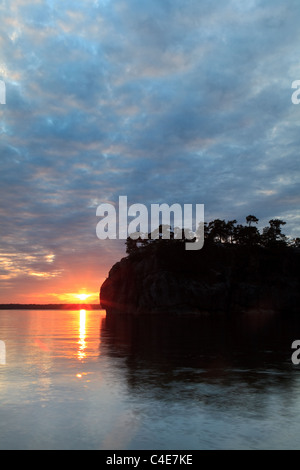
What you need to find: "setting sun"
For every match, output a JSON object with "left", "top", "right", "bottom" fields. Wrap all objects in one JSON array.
[
  {"left": 77, "top": 293, "right": 90, "bottom": 301},
  {"left": 48, "top": 291, "right": 99, "bottom": 304}
]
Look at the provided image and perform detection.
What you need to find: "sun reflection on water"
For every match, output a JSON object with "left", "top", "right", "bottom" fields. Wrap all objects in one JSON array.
[{"left": 78, "top": 309, "right": 86, "bottom": 360}]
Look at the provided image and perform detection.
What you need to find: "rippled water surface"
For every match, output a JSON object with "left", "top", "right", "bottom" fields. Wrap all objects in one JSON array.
[{"left": 0, "top": 309, "right": 300, "bottom": 449}]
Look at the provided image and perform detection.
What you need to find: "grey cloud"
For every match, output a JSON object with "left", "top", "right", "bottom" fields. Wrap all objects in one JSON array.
[{"left": 0, "top": 0, "right": 299, "bottom": 298}]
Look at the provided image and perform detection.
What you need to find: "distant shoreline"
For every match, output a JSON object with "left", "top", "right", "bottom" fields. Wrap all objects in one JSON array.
[{"left": 0, "top": 304, "right": 102, "bottom": 310}]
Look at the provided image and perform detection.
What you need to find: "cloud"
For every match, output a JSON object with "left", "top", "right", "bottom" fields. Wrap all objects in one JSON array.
[{"left": 0, "top": 0, "right": 299, "bottom": 301}]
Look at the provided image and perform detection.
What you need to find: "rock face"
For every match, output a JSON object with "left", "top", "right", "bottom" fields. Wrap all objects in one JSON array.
[{"left": 100, "top": 243, "right": 300, "bottom": 316}]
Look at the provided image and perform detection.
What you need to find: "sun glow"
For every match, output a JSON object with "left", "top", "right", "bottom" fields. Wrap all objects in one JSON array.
[
  {"left": 48, "top": 290, "right": 99, "bottom": 304},
  {"left": 77, "top": 293, "right": 90, "bottom": 301}
]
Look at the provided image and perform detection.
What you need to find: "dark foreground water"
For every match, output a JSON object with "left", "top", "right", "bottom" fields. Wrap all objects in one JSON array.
[{"left": 0, "top": 309, "right": 300, "bottom": 450}]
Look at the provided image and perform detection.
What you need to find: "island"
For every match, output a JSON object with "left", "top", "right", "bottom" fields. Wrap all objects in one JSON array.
[{"left": 100, "top": 216, "right": 300, "bottom": 316}]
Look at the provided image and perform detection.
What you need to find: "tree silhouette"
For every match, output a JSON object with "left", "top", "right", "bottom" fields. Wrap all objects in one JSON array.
[
  {"left": 234, "top": 224, "right": 260, "bottom": 246},
  {"left": 261, "top": 219, "right": 287, "bottom": 247},
  {"left": 291, "top": 238, "right": 300, "bottom": 248},
  {"left": 226, "top": 219, "right": 237, "bottom": 243},
  {"left": 125, "top": 236, "right": 138, "bottom": 255},
  {"left": 207, "top": 219, "right": 228, "bottom": 243},
  {"left": 246, "top": 215, "right": 259, "bottom": 226},
  {"left": 124, "top": 215, "right": 292, "bottom": 256}
]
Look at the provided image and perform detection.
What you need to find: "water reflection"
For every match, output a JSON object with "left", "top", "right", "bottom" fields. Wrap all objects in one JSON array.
[
  {"left": 0, "top": 309, "right": 300, "bottom": 449},
  {"left": 0, "top": 340, "right": 6, "bottom": 365},
  {"left": 77, "top": 309, "right": 86, "bottom": 360},
  {"left": 100, "top": 313, "right": 300, "bottom": 412}
]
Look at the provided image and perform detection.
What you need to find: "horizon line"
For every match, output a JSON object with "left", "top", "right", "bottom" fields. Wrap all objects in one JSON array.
[{"left": 0, "top": 303, "right": 102, "bottom": 310}]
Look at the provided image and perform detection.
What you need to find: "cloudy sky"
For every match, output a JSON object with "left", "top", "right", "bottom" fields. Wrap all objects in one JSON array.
[{"left": 0, "top": 0, "right": 299, "bottom": 303}]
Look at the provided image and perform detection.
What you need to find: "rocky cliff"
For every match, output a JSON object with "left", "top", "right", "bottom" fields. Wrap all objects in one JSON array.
[{"left": 100, "top": 243, "right": 300, "bottom": 316}]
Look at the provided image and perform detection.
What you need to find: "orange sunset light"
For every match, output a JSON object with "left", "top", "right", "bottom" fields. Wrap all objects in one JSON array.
[
  {"left": 50, "top": 291, "right": 98, "bottom": 304},
  {"left": 77, "top": 293, "right": 90, "bottom": 301}
]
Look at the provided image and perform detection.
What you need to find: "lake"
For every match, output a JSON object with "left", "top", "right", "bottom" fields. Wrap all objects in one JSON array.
[{"left": 0, "top": 308, "right": 300, "bottom": 450}]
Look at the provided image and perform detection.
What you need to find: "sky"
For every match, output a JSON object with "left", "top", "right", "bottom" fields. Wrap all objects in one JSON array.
[{"left": 0, "top": 0, "right": 299, "bottom": 303}]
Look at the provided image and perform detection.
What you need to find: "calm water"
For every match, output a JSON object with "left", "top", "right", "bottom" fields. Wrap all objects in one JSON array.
[{"left": 0, "top": 309, "right": 300, "bottom": 450}]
